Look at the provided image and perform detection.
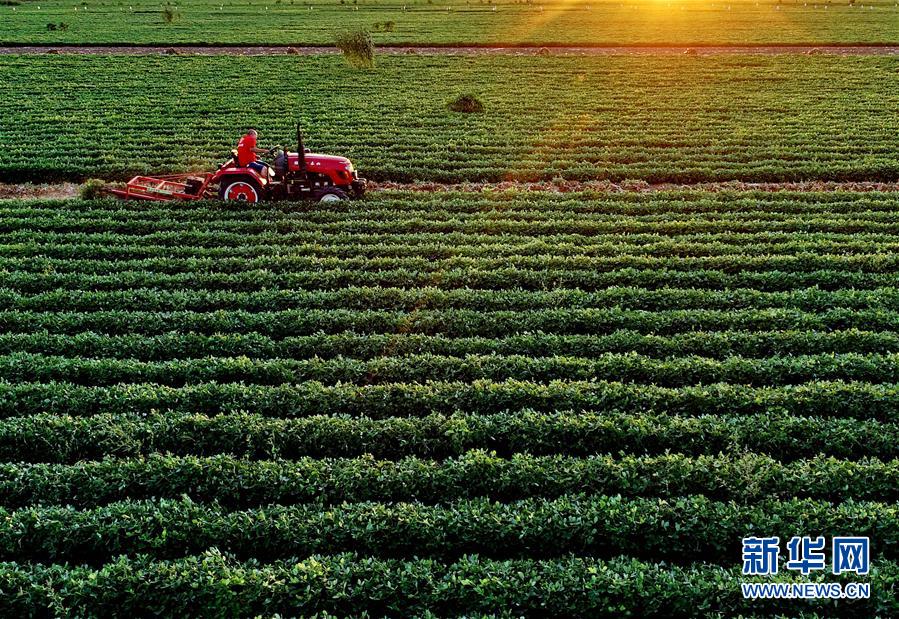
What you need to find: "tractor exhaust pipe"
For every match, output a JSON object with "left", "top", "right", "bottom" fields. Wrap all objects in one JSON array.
[{"left": 297, "top": 123, "right": 306, "bottom": 173}]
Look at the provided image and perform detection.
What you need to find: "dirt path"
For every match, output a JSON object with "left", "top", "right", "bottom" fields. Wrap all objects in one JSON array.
[
  {"left": 0, "top": 182, "right": 82, "bottom": 200},
  {"left": 2, "top": 44, "right": 897, "bottom": 56},
  {"left": 4, "top": 180, "right": 899, "bottom": 201}
]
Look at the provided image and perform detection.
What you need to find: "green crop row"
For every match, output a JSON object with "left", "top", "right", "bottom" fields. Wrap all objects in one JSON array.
[
  {"left": 5, "top": 205, "right": 899, "bottom": 234},
  {"left": 7, "top": 266, "right": 899, "bottom": 294},
  {"left": 3, "top": 495, "right": 897, "bottom": 563},
  {"left": 2, "top": 379, "right": 898, "bottom": 421},
  {"left": 10, "top": 195, "right": 897, "bottom": 219},
  {"left": 2, "top": 286, "right": 897, "bottom": 313},
  {"left": 10, "top": 191, "right": 896, "bottom": 216},
  {"left": 2, "top": 307, "right": 897, "bottom": 337},
  {"left": 10, "top": 252, "right": 899, "bottom": 276},
  {"left": 4, "top": 351, "right": 899, "bottom": 388},
  {"left": 3, "top": 451, "right": 899, "bottom": 510},
  {"left": 3, "top": 410, "right": 896, "bottom": 464},
  {"left": 10, "top": 235, "right": 899, "bottom": 264},
  {"left": 10, "top": 235, "right": 899, "bottom": 262},
  {"left": 2, "top": 329, "right": 896, "bottom": 362},
  {"left": 0, "top": 551, "right": 893, "bottom": 617}
]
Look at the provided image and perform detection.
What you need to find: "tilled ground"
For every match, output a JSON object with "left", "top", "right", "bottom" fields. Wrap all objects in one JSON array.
[{"left": 4, "top": 180, "right": 899, "bottom": 201}]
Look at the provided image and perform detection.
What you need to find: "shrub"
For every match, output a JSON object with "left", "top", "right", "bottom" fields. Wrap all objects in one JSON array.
[
  {"left": 161, "top": 6, "right": 178, "bottom": 23},
  {"left": 334, "top": 29, "right": 375, "bottom": 68},
  {"left": 78, "top": 179, "right": 106, "bottom": 200},
  {"left": 448, "top": 94, "right": 484, "bottom": 113}
]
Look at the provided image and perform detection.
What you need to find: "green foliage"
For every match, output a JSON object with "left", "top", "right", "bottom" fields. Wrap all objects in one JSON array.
[
  {"left": 2, "top": 409, "right": 899, "bottom": 464},
  {"left": 161, "top": 6, "right": 179, "bottom": 23},
  {"left": 2, "top": 350, "right": 899, "bottom": 388},
  {"left": 334, "top": 28, "right": 375, "bottom": 68},
  {"left": 371, "top": 20, "right": 395, "bottom": 32},
  {"left": 3, "top": 452, "right": 899, "bottom": 509},
  {"left": 0, "top": 552, "right": 896, "bottom": 617},
  {"left": 0, "top": 192, "right": 896, "bottom": 614},
  {"left": 0, "top": 0, "right": 896, "bottom": 45},
  {"left": 1, "top": 56, "right": 897, "bottom": 183},
  {"left": 78, "top": 178, "right": 106, "bottom": 200},
  {"left": 2, "top": 495, "right": 899, "bottom": 563}
]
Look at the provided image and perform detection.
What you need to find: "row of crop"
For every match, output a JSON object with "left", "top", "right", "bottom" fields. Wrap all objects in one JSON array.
[
  {"left": 9, "top": 235, "right": 899, "bottom": 264},
  {"left": 4, "top": 451, "right": 899, "bottom": 510},
  {"left": 4, "top": 351, "right": 899, "bottom": 388},
  {"left": 12, "top": 193, "right": 895, "bottom": 216},
  {"left": 2, "top": 286, "right": 897, "bottom": 313},
  {"left": 8, "top": 221, "right": 899, "bottom": 254},
  {"left": 6, "top": 266, "right": 898, "bottom": 294},
  {"left": 4, "top": 212, "right": 899, "bottom": 237},
  {"left": 2, "top": 379, "right": 897, "bottom": 421},
  {"left": 15, "top": 238, "right": 899, "bottom": 263},
  {"left": 5, "top": 198, "right": 897, "bottom": 224},
  {"left": 9, "top": 225, "right": 899, "bottom": 253},
  {"left": 10, "top": 205, "right": 896, "bottom": 227},
  {"left": 0, "top": 550, "right": 892, "bottom": 617},
  {"left": 2, "top": 329, "right": 896, "bottom": 362},
  {"left": 2, "top": 308, "right": 898, "bottom": 337},
  {"left": 3, "top": 495, "right": 897, "bottom": 563},
  {"left": 3, "top": 410, "right": 897, "bottom": 464},
  {"left": 9, "top": 252, "right": 899, "bottom": 276}
]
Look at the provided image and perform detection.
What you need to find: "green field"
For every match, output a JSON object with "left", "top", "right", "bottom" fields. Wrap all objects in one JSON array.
[
  {"left": 0, "top": 191, "right": 897, "bottom": 614},
  {"left": 2, "top": 0, "right": 898, "bottom": 45},
  {"left": 2, "top": 54, "right": 897, "bottom": 183},
  {"left": 2, "top": 0, "right": 897, "bottom": 607}
]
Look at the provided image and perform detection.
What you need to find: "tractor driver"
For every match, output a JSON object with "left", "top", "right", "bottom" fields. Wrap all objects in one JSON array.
[{"left": 236, "top": 129, "right": 271, "bottom": 175}]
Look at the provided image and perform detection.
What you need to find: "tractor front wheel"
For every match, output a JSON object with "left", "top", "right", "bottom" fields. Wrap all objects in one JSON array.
[
  {"left": 315, "top": 188, "right": 349, "bottom": 203},
  {"left": 219, "top": 179, "right": 262, "bottom": 203}
]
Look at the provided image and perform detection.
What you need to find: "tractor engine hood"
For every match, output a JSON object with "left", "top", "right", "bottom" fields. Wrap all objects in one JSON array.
[{"left": 288, "top": 152, "right": 354, "bottom": 172}]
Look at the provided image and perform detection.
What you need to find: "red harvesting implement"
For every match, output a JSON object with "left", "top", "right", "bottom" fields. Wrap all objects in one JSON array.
[{"left": 108, "top": 125, "right": 366, "bottom": 203}]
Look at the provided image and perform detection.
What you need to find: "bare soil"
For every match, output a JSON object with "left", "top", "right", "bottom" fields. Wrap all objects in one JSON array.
[
  {"left": 3, "top": 180, "right": 898, "bottom": 201},
  {"left": 0, "top": 182, "right": 81, "bottom": 200}
]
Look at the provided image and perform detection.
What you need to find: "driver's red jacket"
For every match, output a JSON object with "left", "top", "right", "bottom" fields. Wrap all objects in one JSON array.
[{"left": 236, "top": 133, "right": 258, "bottom": 167}]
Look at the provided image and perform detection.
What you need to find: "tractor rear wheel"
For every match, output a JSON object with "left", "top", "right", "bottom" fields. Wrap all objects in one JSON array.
[
  {"left": 315, "top": 188, "right": 349, "bottom": 203},
  {"left": 219, "top": 178, "right": 262, "bottom": 203}
]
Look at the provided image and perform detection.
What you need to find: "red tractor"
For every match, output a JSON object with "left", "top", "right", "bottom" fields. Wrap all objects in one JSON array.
[{"left": 109, "top": 125, "right": 366, "bottom": 203}]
